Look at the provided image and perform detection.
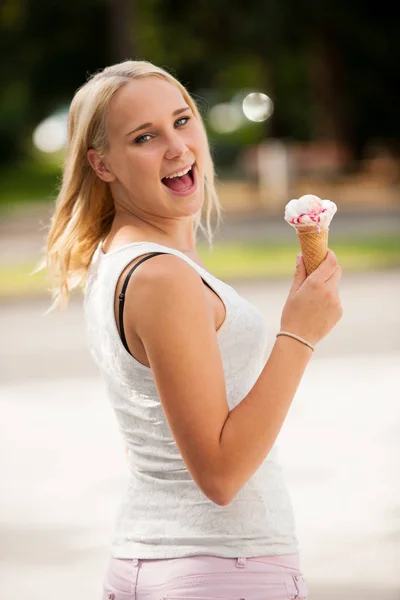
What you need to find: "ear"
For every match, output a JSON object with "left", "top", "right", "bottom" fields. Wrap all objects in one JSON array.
[{"left": 87, "top": 149, "right": 116, "bottom": 182}]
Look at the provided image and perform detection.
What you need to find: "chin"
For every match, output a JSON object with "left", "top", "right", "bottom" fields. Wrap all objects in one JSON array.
[
  {"left": 164, "top": 184, "right": 204, "bottom": 215},
  {"left": 177, "top": 196, "right": 203, "bottom": 217}
]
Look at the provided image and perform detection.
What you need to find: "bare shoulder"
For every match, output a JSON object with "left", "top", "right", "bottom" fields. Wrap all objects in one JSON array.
[
  {"left": 131, "top": 252, "right": 211, "bottom": 319},
  {"left": 126, "top": 251, "right": 205, "bottom": 294},
  {"left": 115, "top": 252, "right": 212, "bottom": 337}
]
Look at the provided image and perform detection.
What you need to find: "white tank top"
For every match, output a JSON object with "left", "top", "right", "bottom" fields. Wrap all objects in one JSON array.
[{"left": 83, "top": 240, "right": 299, "bottom": 558}]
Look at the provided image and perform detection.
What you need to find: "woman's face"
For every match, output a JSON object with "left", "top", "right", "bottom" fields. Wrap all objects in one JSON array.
[{"left": 97, "top": 77, "right": 206, "bottom": 219}]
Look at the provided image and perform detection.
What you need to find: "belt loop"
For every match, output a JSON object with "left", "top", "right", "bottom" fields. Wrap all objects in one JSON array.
[
  {"left": 236, "top": 557, "right": 247, "bottom": 568},
  {"left": 131, "top": 558, "right": 139, "bottom": 566}
]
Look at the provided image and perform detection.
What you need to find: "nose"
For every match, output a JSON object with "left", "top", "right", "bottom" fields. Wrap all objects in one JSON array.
[{"left": 164, "top": 130, "right": 189, "bottom": 161}]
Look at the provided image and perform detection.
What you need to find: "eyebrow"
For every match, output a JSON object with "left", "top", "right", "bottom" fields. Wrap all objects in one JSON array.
[{"left": 125, "top": 106, "right": 191, "bottom": 137}]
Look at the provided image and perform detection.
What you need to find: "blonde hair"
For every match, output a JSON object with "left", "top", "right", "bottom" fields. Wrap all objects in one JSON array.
[{"left": 36, "top": 59, "right": 223, "bottom": 313}]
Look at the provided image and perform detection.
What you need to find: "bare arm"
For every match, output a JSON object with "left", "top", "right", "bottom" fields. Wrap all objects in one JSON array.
[
  {"left": 123, "top": 251, "right": 341, "bottom": 506},
  {"left": 215, "top": 336, "right": 312, "bottom": 504},
  {"left": 123, "top": 254, "right": 230, "bottom": 504},
  {"left": 214, "top": 251, "right": 343, "bottom": 504}
]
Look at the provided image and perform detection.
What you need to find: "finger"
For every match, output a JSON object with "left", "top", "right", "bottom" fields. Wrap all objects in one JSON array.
[
  {"left": 290, "top": 253, "right": 307, "bottom": 293},
  {"left": 308, "top": 249, "right": 338, "bottom": 283},
  {"left": 326, "top": 264, "right": 342, "bottom": 287}
]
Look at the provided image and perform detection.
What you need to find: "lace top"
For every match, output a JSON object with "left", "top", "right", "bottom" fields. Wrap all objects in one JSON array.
[{"left": 83, "top": 240, "right": 299, "bottom": 558}]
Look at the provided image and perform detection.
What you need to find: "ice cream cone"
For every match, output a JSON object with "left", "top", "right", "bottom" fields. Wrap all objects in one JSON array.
[
  {"left": 284, "top": 194, "right": 336, "bottom": 275},
  {"left": 296, "top": 226, "right": 329, "bottom": 276}
]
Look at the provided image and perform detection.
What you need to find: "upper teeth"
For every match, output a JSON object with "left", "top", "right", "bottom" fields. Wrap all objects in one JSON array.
[{"left": 165, "top": 164, "right": 193, "bottom": 179}]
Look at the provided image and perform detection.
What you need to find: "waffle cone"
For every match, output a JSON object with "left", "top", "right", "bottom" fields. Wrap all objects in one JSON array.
[{"left": 296, "top": 227, "right": 329, "bottom": 275}]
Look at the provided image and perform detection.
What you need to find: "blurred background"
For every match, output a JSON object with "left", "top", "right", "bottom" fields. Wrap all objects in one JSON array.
[{"left": 0, "top": 1, "right": 399, "bottom": 599}]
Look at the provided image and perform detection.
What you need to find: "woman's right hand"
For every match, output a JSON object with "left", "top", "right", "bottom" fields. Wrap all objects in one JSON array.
[{"left": 280, "top": 249, "right": 343, "bottom": 346}]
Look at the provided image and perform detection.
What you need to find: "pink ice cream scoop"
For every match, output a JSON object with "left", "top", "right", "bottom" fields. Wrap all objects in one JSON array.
[{"left": 284, "top": 194, "right": 337, "bottom": 232}]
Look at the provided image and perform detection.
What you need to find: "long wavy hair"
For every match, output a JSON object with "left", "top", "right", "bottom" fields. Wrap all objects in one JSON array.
[{"left": 35, "top": 60, "right": 223, "bottom": 313}]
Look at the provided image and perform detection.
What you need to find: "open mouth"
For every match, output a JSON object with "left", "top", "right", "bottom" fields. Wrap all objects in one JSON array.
[{"left": 161, "top": 163, "right": 196, "bottom": 194}]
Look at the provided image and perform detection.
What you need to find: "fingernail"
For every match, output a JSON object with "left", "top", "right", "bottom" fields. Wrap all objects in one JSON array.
[{"left": 296, "top": 253, "right": 302, "bottom": 265}]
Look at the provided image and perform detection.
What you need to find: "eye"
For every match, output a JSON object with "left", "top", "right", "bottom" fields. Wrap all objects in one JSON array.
[
  {"left": 134, "top": 116, "right": 191, "bottom": 144},
  {"left": 134, "top": 133, "right": 152, "bottom": 145},
  {"left": 175, "top": 116, "right": 190, "bottom": 127}
]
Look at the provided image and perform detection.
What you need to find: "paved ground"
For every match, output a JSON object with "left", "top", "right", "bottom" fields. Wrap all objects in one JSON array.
[{"left": 1, "top": 270, "right": 399, "bottom": 599}]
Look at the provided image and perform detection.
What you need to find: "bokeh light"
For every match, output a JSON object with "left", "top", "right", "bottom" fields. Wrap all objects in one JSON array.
[
  {"left": 242, "top": 92, "right": 274, "bottom": 122},
  {"left": 33, "top": 113, "right": 68, "bottom": 153},
  {"left": 208, "top": 102, "right": 243, "bottom": 133}
]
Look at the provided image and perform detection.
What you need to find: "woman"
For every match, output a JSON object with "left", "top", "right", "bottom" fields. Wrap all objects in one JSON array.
[{"left": 44, "top": 60, "right": 342, "bottom": 599}]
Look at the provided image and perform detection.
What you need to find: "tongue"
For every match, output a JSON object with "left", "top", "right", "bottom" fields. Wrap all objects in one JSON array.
[{"left": 163, "top": 172, "right": 192, "bottom": 191}]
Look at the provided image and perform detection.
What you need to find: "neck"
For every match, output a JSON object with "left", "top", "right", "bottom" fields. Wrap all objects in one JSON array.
[{"left": 110, "top": 213, "right": 197, "bottom": 254}]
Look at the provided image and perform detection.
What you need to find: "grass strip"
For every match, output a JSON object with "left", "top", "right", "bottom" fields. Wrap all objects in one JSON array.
[{"left": 0, "top": 237, "right": 399, "bottom": 299}]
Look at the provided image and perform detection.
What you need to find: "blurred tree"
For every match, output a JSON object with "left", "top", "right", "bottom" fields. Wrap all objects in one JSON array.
[
  {"left": 0, "top": 0, "right": 109, "bottom": 163},
  {"left": 108, "top": 0, "right": 136, "bottom": 61},
  {"left": 136, "top": 0, "right": 400, "bottom": 162},
  {"left": 0, "top": 0, "right": 399, "bottom": 166}
]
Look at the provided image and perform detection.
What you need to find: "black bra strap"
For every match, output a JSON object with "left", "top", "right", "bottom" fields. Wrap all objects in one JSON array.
[{"left": 118, "top": 252, "right": 167, "bottom": 356}]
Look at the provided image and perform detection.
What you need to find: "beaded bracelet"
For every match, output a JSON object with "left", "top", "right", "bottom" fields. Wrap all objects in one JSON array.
[{"left": 276, "top": 331, "right": 315, "bottom": 352}]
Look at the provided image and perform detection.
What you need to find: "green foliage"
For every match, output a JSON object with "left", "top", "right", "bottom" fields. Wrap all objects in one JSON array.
[
  {"left": 0, "top": 0, "right": 399, "bottom": 166},
  {"left": 0, "top": 160, "right": 61, "bottom": 209}
]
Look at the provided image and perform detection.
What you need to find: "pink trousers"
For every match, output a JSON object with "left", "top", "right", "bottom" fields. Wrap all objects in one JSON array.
[{"left": 101, "top": 553, "right": 309, "bottom": 599}]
